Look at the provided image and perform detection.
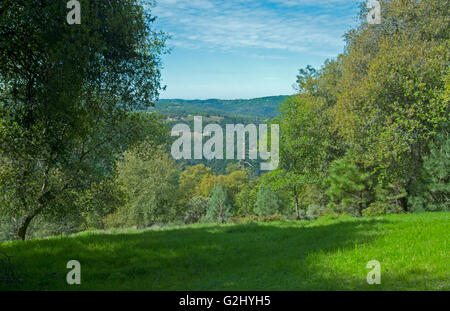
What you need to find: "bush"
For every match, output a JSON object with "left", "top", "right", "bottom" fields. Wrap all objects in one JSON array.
[
  {"left": 362, "top": 202, "right": 389, "bottom": 217},
  {"left": 27, "top": 212, "right": 85, "bottom": 239},
  {"left": 261, "top": 214, "right": 287, "bottom": 222},
  {"left": 103, "top": 211, "right": 125, "bottom": 229},
  {"left": 306, "top": 205, "right": 328, "bottom": 219},
  {"left": 231, "top": 215, "right": 260, "bottom": 224},
  {"left": 0, "top": 217, "right": 18, "bottom": 242},
  {"left": 184, "top": 197, "right": 209, "bottom": 224}
]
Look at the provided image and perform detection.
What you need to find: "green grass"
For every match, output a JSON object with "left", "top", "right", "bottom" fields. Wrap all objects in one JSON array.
[{"left": 0, "top": 212, "right": 448, "bottom": 290}]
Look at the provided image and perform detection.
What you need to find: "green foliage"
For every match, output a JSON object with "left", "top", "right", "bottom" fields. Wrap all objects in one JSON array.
[
  {"left": 270, "top": 59, "right": 346, "bottom": 219},
  {"left": 206, "top": 184, "right": 233, "bottom": 223},
  {"left": 306, "top": 205, "right": 329, "bottom": 220},
  {"left": 115, "top": 143, "right": 180, "bottom": 228},
  {"left": 2, "top": 0, "right": 449, "bottom": 241},
  {"left": 78, "top": 180, "right": 126, "bottom": 230},
  {"left": 178, "top": 164, "right": 214, "bottom": 202},
  {"left": 167, "top": 114, "right": 270, "bottom": 176},
  {"left": 232, "top": 214, "right": 288, "bottom": 224},
  {"left": 0, "top": 0, "right": 167, "bottom": 239},
  {"left": 152, "top": 96, "right": 288, "bottom": 119},
  {"left": 235, "top": 184, "right": 258, "bottom": 217},
  {"left": 370, "top": 183, "right": 406, "bottom": 215},
  {"left": 332, "top": 0, "right": 449, "bottom": 210},
  {"left": 410, "top": 132, "right": 450, "bottom": 212},
  {"left": 0, "top": 217, "right": 17, "bottom": 242},
  {"left": 27, "top": 211, "right": 85, "bottom": 239},
  {"left": 221, "top": 170, "right": 249, "bottom": 208},
  {"left": 183, "top": 197, "right": 209, "bottom": 224},
  {"left": 262, "top": 0, "right": 450, "bottom": 217},
  {"left": 296, "top": 65, "right": 317, "bottom": 92},
  {"left": 326, "top": 157, "right": 372, "bottom": 216},
  {"left": 362, "top": 202, "right": 389, "bottom": 217},
  {"left": 254, "top": 184, "right": 280, "bottom": 217}
]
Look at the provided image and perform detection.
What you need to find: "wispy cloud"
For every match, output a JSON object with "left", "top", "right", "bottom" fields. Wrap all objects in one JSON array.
[
  {"left": 153, "top": 0, "right": 359, "bottom": 53},
  {"left": 152, "top": 0, "right": 361, "bottom": 99}
]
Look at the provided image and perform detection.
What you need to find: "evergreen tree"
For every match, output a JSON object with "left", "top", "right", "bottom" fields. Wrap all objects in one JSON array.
[
  {"left": 255, "top": 184, "right": 279, "bottom": 217},
  {"left": 236, "top": 184, "right": 257, "bottom": 217},
  {"left": 410, "top": 131, "right": 449, "bottom": 212},
  {"left": 325, "top": 157, "right": 372, "bottom": 216},
  {"left": 206, "top": 184, "right": 232, "bottom": 223}
]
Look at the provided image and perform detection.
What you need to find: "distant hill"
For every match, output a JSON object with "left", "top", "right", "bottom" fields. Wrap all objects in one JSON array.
[
  {"left": 148, "top": 95, "right": 291, "bottom": 174},
  {"left": 151, "top": 95, "right": 290, "bottom": 119}
]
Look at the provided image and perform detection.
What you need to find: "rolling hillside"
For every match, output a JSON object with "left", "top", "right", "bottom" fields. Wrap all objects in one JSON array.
[{"left": 151, "top": 95, "right": 290, "bottom": 119}]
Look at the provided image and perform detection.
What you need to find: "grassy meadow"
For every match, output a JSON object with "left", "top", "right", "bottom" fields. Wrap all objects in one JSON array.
[{"left": 0, "top": 212, "right": 448, "bottom": 291}]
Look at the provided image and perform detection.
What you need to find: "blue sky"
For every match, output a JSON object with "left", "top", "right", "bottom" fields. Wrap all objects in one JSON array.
[{"left": 152, "top": 0, "right": 362, "bottom": 99}]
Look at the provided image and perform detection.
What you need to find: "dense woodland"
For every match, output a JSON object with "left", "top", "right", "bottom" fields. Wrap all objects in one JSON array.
[
  {"left": 151, "top": 96, "right": 289, "bottom": 119},
  {"left": 0, "top": 0, "right": 448, "bottom": 241}
]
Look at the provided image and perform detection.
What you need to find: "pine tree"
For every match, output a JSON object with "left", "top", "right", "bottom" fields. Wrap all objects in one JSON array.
[
  {"left": 206, "top": 184, "right": 232, "bottom": 223},
  {"left": 325, "top": 157, "right": 372, "bottom": 216},
  {"left": 410, "top": 132, "right": 449, "bottom": 212},
  {"left": 255, "top": 184, "right": 279, "bottom": 217}
]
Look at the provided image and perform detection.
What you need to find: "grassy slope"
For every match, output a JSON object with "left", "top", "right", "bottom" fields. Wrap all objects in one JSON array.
[{"left": 0, "top": 212, "right": 448, "bottom": 290}]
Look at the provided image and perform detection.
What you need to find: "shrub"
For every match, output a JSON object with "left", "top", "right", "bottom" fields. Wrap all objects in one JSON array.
[
  {"left": 184, "top": 197, "right": 209, "bottom": 224},
  {"left": 261, "top": 214, "right": 287, "bottom": 222},
  {"left": 0, "top": 217, "right": 18, "bottom": 242},
  {"left": 362, "top": 202, "right": 389, "bottom": 217},
  {"left": 306, "top": 205, "right": 329, "bottom": 219},
  {"left": 103, "top": 211, "right": 125, "bottom": 229},
  {"left": 231, "top": 215, "right": 260, "bottom": 224}
]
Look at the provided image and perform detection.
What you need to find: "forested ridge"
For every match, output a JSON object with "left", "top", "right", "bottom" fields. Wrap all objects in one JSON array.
[
  {"left": 0, "top": 0, "right": 448, "bottom": 242},
  {"left": 152, "top": 95, "right": 289, "bottom": 119}
]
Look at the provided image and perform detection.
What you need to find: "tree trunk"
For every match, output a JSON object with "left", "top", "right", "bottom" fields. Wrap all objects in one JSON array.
[
  {"left": 293, "top": 189, "right": 300, "bottom": 220},
  {"left": 16, "top": 205, "right": 44, "bottom": 240},
  {"left": 16, "top": 171, "right": 54, "bottom": 240},
  {"left": 399, "top": 196, "right": 408, "bottom": 212},
  {"left": 17, "top": 214, "right": 34, "bottom": 240},
  {"left": 219, "top": 201, "right": 224, "bottom": 223}
]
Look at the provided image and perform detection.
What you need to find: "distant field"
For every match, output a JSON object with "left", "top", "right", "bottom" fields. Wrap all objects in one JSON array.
[{"left": 0, "top": 212, "right": 448, "bottom": 290}]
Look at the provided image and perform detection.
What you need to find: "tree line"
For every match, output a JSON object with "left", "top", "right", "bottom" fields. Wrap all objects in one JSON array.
[{"left": 0, "top": 0, "right": 448, "bottom": 241}]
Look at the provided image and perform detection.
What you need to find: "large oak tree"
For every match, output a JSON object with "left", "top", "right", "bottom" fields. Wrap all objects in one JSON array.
[{"left": 0, "top": 0, "right": 167, "bottom": 239}]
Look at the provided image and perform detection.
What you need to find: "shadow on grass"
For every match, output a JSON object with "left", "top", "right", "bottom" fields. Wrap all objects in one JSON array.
[{"left": 0, "top": 217, "right": 442, "bottom": 290}]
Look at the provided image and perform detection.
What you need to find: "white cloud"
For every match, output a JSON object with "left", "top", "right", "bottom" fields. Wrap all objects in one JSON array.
[{"left": 153, "top": 0, "right": 359, "bottom": 54}]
